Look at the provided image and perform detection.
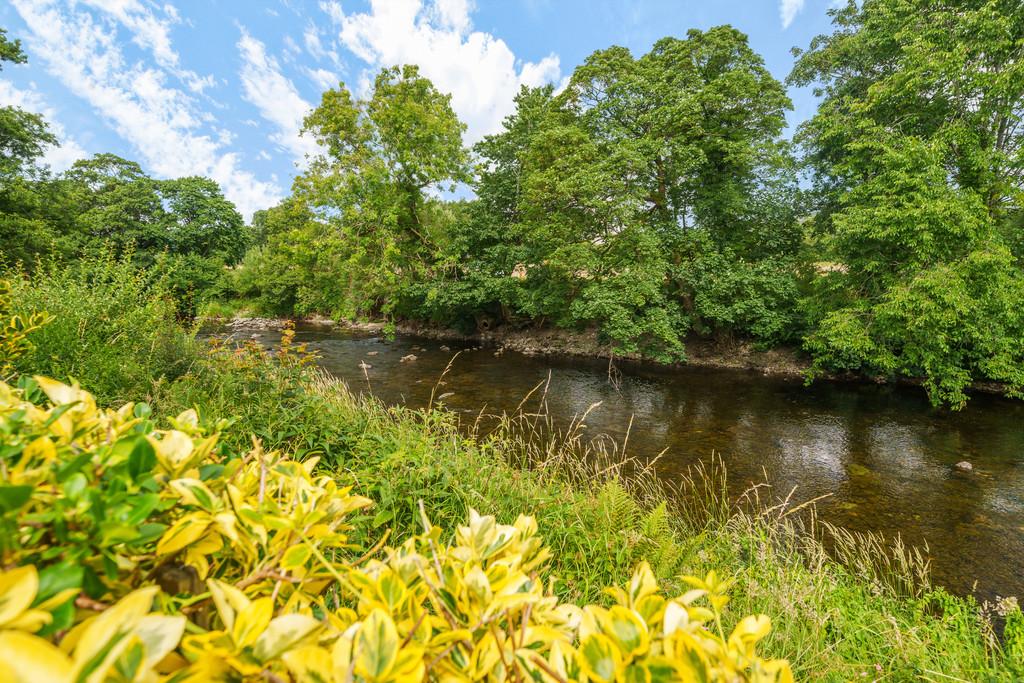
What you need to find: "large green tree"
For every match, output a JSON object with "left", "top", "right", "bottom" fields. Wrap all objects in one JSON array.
[
  {"left": 428, "top": 27, "right": 802, "bottom": 356},
  {"left": 61, "top": 154, "right": 166, "bottom": 257},
  {"left": 0, "top": 28, "right": 62, "bottom": 266},
  {"left": 791, "top": 0, "right": 1024, "bottom": 406},
  {"left": 290, "top": 64, "right": 469, "bottom": 319}
]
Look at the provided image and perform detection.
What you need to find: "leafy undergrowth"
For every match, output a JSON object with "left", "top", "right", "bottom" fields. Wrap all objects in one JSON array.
[
  {"left": 149, "top": 337, "right": 1024, "bottom": 681},
  {"left": 0, "top": 376, "right": 791, "bottom": 682}
]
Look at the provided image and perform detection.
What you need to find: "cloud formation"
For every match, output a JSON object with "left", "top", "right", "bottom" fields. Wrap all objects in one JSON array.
[
  {"left": 10, "top": 0, "right": 280, "bottom": 218},
  {"left": 237, "top": 29, "right": 320, "bottom": 165},
  {"left": 780, "top": 0, "right": 806, "bottom": 29},
  {"left": 330, "top": 0, "right": 562, "bottom": 143}
]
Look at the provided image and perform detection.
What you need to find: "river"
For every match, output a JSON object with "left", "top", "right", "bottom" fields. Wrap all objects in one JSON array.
[{"left": 232, "top": 323, "right": 1024, "bottom": 602}]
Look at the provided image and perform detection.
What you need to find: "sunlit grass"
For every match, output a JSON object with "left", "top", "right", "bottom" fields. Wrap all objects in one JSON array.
[{"left": 152, "top": 344, "right": 1021, "bottom": 680}]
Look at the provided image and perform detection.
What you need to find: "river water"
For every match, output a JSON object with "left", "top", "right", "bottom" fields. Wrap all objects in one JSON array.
[{"left": 234, "top": 324, "right": 1024, "bottom": 602}]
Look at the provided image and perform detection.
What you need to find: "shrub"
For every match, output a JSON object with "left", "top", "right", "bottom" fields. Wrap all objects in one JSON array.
[
  {"left": 3, "top": 256, "right": 196, "bottom": 403},
  {"left": 0, "top": 278, "right": 52, "bottom": 381},
  {"left": 0, "top": 376, "right": 792, "bottom": 682}
]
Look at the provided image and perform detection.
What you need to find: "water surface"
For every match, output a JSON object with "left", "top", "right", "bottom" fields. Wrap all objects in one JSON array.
[{"left": 234, "top": 324, "right": 1024, "bottom": 601}]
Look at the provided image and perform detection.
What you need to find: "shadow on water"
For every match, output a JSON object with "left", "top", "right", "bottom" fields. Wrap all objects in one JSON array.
[{"left": 233, "top": 323, "right": 1024, "bottom": 602}]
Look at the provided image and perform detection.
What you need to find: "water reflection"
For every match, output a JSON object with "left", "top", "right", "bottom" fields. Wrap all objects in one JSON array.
[{"left": 243, "top": 325, "right": 1024, "bottom": 601}]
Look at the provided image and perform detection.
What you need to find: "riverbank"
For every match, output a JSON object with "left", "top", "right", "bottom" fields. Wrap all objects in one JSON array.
[
  {"left": 8, "top": 267, "right": 1024, "bottom": 679},
  {"left": 217, "top": 314, "right": 810, "bottom": 377},
  {"left": 157, "top": 342, "right": 1024, "bottom": 680},
  {"left": 218, "top": 313, "right": 1013, "bottom": 397}
]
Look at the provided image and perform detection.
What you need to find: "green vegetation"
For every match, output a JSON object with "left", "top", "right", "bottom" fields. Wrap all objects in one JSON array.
[
  {"left": 2, "top": 3, "right": 1024, "bottom": 678},
  {"left": 2, "top": 4, "right": 1022, "bottom": 406},
  {"left": 3, "top": 265, "right": 1023, "bottom": 679},
  {"left": 789, "top": 0, "right": 1024, "bottom": 408},
  {"left": 3, "top": 256, "right": 196, "bottom": 404},
  {"left": 0, "top": 372, "right": 794, "bottom": 682}
]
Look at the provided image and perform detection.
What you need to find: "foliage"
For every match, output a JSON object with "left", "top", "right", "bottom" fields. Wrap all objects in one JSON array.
[
  {"left": 0, "top": 28, "right": 247, "bottom": 307},
  {"left": 0, "top": 278, "right": 52, "bottom": 381},
  {"left": 394, "top": 28, "right": 804, "bottom": 356},
  {"left": 0, "top": 375, "right": 792, "bottom": 681},
  {"left": 145, "top": 334, "right": 1019, "bottom": 679},
  {"left": 0, "top": 26, "right": 62, "bottom": 269},
  {"left": 270, "top": 64, "right": 470, "bottom": 320},
  {"left": 790, "top": 0, "right": 1024, "bottom": 405},
  {"left": 3, "top": 255, "right": 196, "bottom": 403}
]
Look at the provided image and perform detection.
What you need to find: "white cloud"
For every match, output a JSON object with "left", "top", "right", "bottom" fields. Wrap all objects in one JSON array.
[
  {"left": 329, "top": 0, "right": 562, "bottom": 144},
  {"left": 780, "top": 0, "right": 806, "bottom": 29},
  {"left": 303, "top": 25, "right": 344, "bottom": 71},
  {"left": 79, "top": 0, "right": 214, "bottom": 93},
  {"left": 237, "top": 29, "right": 320, "bottom": 165},
  {"left": 11, "top": 0, "right": 281, "bottom": 218},
  {"left": 282, "top": 35, "right": 301, "bottom": 60},
  {"left": 319, "top": 1, "right": 344, "bottom": 24},
  {"left": 303, "top": 26, "right": 326, "bottom": 60},
  {"left": 0, "top": 79, "right": 87, "bottom": 171},
  {"left": 305, "top": 67, "right": 339, "bottom": 91}
]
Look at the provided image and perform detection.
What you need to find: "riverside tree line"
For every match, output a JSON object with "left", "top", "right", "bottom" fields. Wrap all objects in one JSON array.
[{"left": 2, "top": 0, "right": 1022, "bottom": 408}]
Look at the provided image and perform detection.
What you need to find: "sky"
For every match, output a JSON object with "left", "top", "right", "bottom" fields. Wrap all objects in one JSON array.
[{"left": 0, "top": 0, "right": 838, "bottom": 219}]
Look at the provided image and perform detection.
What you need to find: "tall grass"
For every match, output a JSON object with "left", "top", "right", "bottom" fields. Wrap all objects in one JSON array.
[
  {"left": 149, "top": 339, "right": 1021, "bottom": 680},
  {"left": 5, "top": 254, "right": 197, "bottom": 403},
  {"left": 9, "top": 270, "right": 1023, "bottom": 679}
]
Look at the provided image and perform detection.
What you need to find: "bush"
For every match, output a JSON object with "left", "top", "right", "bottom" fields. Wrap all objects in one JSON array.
[
  {"left": 0, "top": 278, "right": 51, "bottom": 381},
  {"left": 0, "top": 375, "right": 792, "bottom": 682},
  {"left": 3, "top": 256, "right": 196, "bottom": 403}
]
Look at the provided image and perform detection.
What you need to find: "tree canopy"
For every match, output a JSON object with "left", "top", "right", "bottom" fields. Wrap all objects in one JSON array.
[
  {"left": 790, "top": 0, "right": 1024, "bottom": 406},
  {"left": 3, "top": 9, "right": 1023, "bottom": 406}
]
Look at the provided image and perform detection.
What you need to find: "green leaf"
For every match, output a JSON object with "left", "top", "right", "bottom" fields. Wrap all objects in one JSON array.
[
  {"left": 127, "top": 437, "right": 157, "bottom": 482},
  {"left": 34, "top": 562, "right": 83, "bottom": 604},
  {"left": 62, "top": 472, "right": 87, "bottom": 500},
  {"left": 0, "top": 485, "right": 33, "bottom": 513}
]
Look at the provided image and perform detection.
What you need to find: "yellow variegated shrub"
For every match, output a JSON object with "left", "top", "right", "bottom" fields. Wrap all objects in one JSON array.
[
  {"left": 0, "top": 377, "right": 793, "bottom": 682},
  {"left": 0, "top": 279, "right": 53, "bottom": 381}
]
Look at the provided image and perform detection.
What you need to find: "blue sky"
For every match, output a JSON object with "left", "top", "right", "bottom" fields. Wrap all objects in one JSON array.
[{"left": 0, "top": 0, "right": 836, "bottom": 218}]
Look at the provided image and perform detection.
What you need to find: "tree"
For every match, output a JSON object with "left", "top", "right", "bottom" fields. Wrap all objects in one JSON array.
[
  {"left": 294, "top": 64, "right": 469, "bottom": 319},
  {"left": 791, "top": 0, "right": 1024, "bottom": 406},
  {"left": 0, "top": 27, "right": 61, "bottom": 267},
  {"left": 437, "top": 27, "right": 800, "bottom": 355},
  {"left": 61, "top": 154, "right": 167, "bottom": 257},
  {"left": 160, "top": 176, "right": 246, "bottom": 263}
]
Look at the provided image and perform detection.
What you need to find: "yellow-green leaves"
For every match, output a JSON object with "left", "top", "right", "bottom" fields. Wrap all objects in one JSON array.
[
  {"left": 0, "top": 630, "right": 73, "bottom": 683},
  {"left": 0, "top": 281, "right": 52, "bottom": 381},
  {"left": 579, "top": 632, "right": 623, "bottom": 682},
  {"left": 0, "top": 566, "right": 46, "bottom": 632},
  {"left": 252, "top": 613, "right": 322, "bottom": 662},
  {"left": 356, "top": 609, "right": 400, "bottom": 680},
  {"left": 0, "top": 378, "right": 794, "bottom": 682},
  {"left": 232, "top": 597, "right": 274, "bottom": 649}
]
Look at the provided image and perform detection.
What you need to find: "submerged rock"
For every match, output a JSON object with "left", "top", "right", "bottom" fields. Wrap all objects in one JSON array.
[
  {"left": 848, "top": 463, "right": 871, "bottom": 478},
  {"left": 400, "top": 354, "right": 418, "bottom": 363},
  {"left": 437, "top": 392, "right": 455, "bottom": 400},
  {"left": 439, "top": 345, "right": 451, "bottom": 352},
  {"left": 366, "top": 351, "right": 378, "bottom": 356},
  {"left": 955, "top": 461, "right": 973, "bottom": 472}
]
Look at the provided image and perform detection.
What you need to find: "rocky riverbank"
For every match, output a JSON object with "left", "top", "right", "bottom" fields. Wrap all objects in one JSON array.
[
  {"left": 369, "top": 320, "right": 810, "bottom": 378},
  {"left": 218, "top": 315, "right": 1013, "bottom": 395}
]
